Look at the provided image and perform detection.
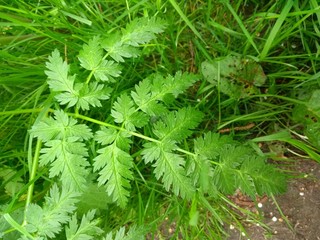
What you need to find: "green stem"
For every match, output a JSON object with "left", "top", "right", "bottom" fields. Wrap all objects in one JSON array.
[
  {"left": 0, "top": 108, "right": 44, "bottom": 116},
  {"left": 70, "top": 113, "right": 161, "bottom": 143},
  {"left": 23, "top": 139, "right": 42, "bottom": 225},
  {"left": 71, "top": 112, "right": 196, "bottom": 157},
  {"left": 4, "top": 214, "right": 34, "bottom": 239},
  {"left": 85, "top": 70, "right": 95, "bottom": 84}
]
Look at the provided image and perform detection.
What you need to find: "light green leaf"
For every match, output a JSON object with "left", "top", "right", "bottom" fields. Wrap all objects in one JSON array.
[
  {"left": 65, "top": 210, "right": 103, "bottom": 240},
  {"left": 77, "top": 82, "right": 111, "bottom": 110},
  {"left": 152, "top": 107, "right": 203, "bottom": 142},
  {"left": 25, "top": 184, "right": 80, "bottom": 238},
  {"left": 93, "top": 60, "right": 122, "bottom": 82},
  {"left": 93, "top": 138, "right": 133, "bottom": 208},
  {"left": 30, "top": 110, "right": 93, "bottom": 141},
  {"left": 111, "top": 94, "right": 148, "bottom": 130},
  {"left": 142, "top": 141, "right": 195, "bottom": 199},
  {"left": 45, "top": 49, "right": 74, "bottom": 93},
  {"left": 121, "top": 17, "right": 166, "bottom": 46},
  {"left": 102, "top": 34, "right": 140, "bottom": 63},
  {"left": 78, "top": 36, "right": 103, "bottom": 71}
]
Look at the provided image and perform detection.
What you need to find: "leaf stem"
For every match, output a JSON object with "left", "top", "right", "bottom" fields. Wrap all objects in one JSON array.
[
  {"left": 85, "top": 70, "right": 95, "bottom": 84},
  {"left": 70, "top": 113, "right": 161, "bottom": 143},
  {"left": 71, "top": 112, "right": 197, "bottom": 157},
  {"left": 4, "top": 214, "right": 35, "bottom": 239}
]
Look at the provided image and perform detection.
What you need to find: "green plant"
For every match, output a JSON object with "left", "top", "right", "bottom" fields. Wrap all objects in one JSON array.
[{"left": 0, "top": 14, "right": 288, "bottom": 239}]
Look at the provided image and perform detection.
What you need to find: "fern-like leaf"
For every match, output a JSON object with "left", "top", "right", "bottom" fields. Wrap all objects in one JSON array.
[
  {"left": 142, "top": 141, "right": 194, "bottom": 199},
  {"left": 78, "top": 36, "right": 121, "bottom": 82},
  {"left": 121, "top": 17, "right": 166, "bottom": 46},
  {"left": 25, "top": 184, "right": 80, "bottom": 239},
  {"left": 152, "top": 107, "right": 203, "bottom": 142},
  {"left": 65, "top": 210, "right": 103, "bottom": 240},
  {"left": 111, "top": 94, "right": 148, "bottom": 130},
  {"left": 93, "top": 128, "right": 133, "bottom": 208},
  {"left": 103, "top": 225, "right": 145, "bottom": 240},
  {"left": 76, "top": 82, "right": 111, "bottom": 110},
  {"left": 45, "top": 49, "right": 74, "bottom": 93},
  {"left": 131, "top": 72, "right": 199, "bottom": 116},
  {"left": 102, "top": 17, "right": 166, "bottom": 63},
  {"left": 30, "top": 110, "right": 93, "bottom": 190}
]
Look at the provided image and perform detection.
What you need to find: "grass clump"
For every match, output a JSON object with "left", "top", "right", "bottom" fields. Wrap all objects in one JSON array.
[{"left": 0, "top": 0, "right": 319, "bottom": 239}]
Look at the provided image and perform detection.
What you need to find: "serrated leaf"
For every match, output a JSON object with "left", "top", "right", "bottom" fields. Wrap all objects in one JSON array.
[
  {"left": 194, "top": 132, "right": 235, "bottom": 160},
  {"left": 305, "top": 122, "right": 320, "bottom": 148},
  {"left": 121, "top": 17, "right": 166, "bottom": 46},
  {"left": 25, "top": 184, "right": 80, "bottom": 238},
  {"left": 40, "top": 139, "right": 90, "bottom": 191},
  {"left": 102, "top": 35, "right": 140, "bottom": 63},
  {"left": 186, "top": 155, "right": 213, "bottom": 193},
  {"left": 213, "top": 145, "right": 252, "bottom": 194},
  {"left": 78, "top": 36, "right": 103, "bottom": 71},
  {"left": 95, "top": 127, "right": 118, "bottom": 145},
  {"left": 94, "top": 60, "right": 122, "bottom": 82},
  {"left": 77, "top": 82, "right": 111, "bottom": 110},
  {"left": 131, "top": 73, "right": 197, "bottom": 116},
  {"left": 152, "top": 107, "right": 203, "bottom": 142},
  {"left": 78, "top": 36, "right": 122, "bottom": 81},
  {"left": 142, "top": 141, "right": 194, "bottom": 199},
  {"left": 31, "top": 110, "right": 92, "bottom": 191},
  {"left": 141, "top": 142, "right": 161, "bottom": 164},
  {"left": 111, "top": 94, "right": 148, "bottom": 130},
  {"left": 93, "top": 131, "right": 134, "bottom": 208},
  {"left": 243, "top": 157, "right": 287, "bottom": 196},
  {"left": 103, "top": 226, "right": 145, "bottom": 240},
  {"left": 30, "top": 110, "right": 93, "bottom": 141},
  {"left": 65, "top": 210, "right": 103, "bottom": 240},
  {"left": 45, "top": 49, "right": 74, "bottom": 93}
]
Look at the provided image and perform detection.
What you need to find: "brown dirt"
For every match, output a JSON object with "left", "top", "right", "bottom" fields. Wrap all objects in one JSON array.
[{"left": 227, "top": 158, "right": 320, "bottom": 240}]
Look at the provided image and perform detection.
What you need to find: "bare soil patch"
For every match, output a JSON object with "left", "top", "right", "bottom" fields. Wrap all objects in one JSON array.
[{"left": 227, "top": 158, "right": 320, "bottom": 240}]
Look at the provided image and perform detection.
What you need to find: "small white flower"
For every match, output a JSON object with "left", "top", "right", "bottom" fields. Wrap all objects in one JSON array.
[
  {"left": 272, "top": 216, "right": 277, "bottom": 222},
  {"left": 241, "top": 232, "right": 246, "bottom": 236},
  {"left": 257, "top": 203, "right": 263, "bottom": 208},
  {"left": 229, "top": 225, "right": 235, "bottom": 230}
]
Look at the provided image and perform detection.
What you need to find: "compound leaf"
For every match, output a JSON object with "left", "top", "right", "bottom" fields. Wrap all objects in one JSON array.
[
  {"left": 142, "top": 141, "right": 194, "bottom": 199},
  {"left": 65, "top": 210, "right": 103, "bottom": 240},
  {"left": 153, "top": 107, "right": 203, "bottom": 142},
  {"left": 121, "top": 17, "right": 166, "bottom": 46},
  {"left": 77, "top": 82, "right": 111, "bottom": 110},
  {"left": 93, "top": 129, "right": 133, "bottom": 208},
  {"left": 111, "top": 94, "right": 148, "bottom": 130},
  {"left": 45, "top": 49, "right": 74, "bottom": 93},
  {"left": 78, "top": 36, "right": 103, "bottom": 71},
  {"left": 30, "top": 110, "right": 92, "bottom": 190},
  {"left": 25, "top": 184, "right": 80, "bottom": 239}
]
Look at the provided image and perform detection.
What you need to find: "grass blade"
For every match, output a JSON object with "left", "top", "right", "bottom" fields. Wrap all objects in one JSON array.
[{"left": 259, "top": 1, "right": 293, "bottom": 59}]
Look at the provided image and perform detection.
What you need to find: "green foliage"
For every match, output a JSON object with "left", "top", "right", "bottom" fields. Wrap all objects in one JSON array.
[
  {"left": 25, "top": 184, "right": 80, "bottom": 239},
  {"left": 201, "top": 56, "right": 266, "bottom": 99},
  {"left": 1, "top": 4, "right": 299, "bottom": 239},
  {"left": 30, "top": 110, "right": 93, "bottom": 191},
  {"left": 65, "top": 210, "right": 103, "bottom": 240},
  {"left": 103, "top": 225, "right": 145, "bottom": 240}
]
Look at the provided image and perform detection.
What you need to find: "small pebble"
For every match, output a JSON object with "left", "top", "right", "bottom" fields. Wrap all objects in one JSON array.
[{"left": 299, "top": 192, "right": 305, "bottom": 196}]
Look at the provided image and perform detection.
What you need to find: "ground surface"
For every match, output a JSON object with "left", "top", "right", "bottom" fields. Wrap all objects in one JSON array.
[{"left": 227, "top": 158, "right": 320, "bottom": 240}]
